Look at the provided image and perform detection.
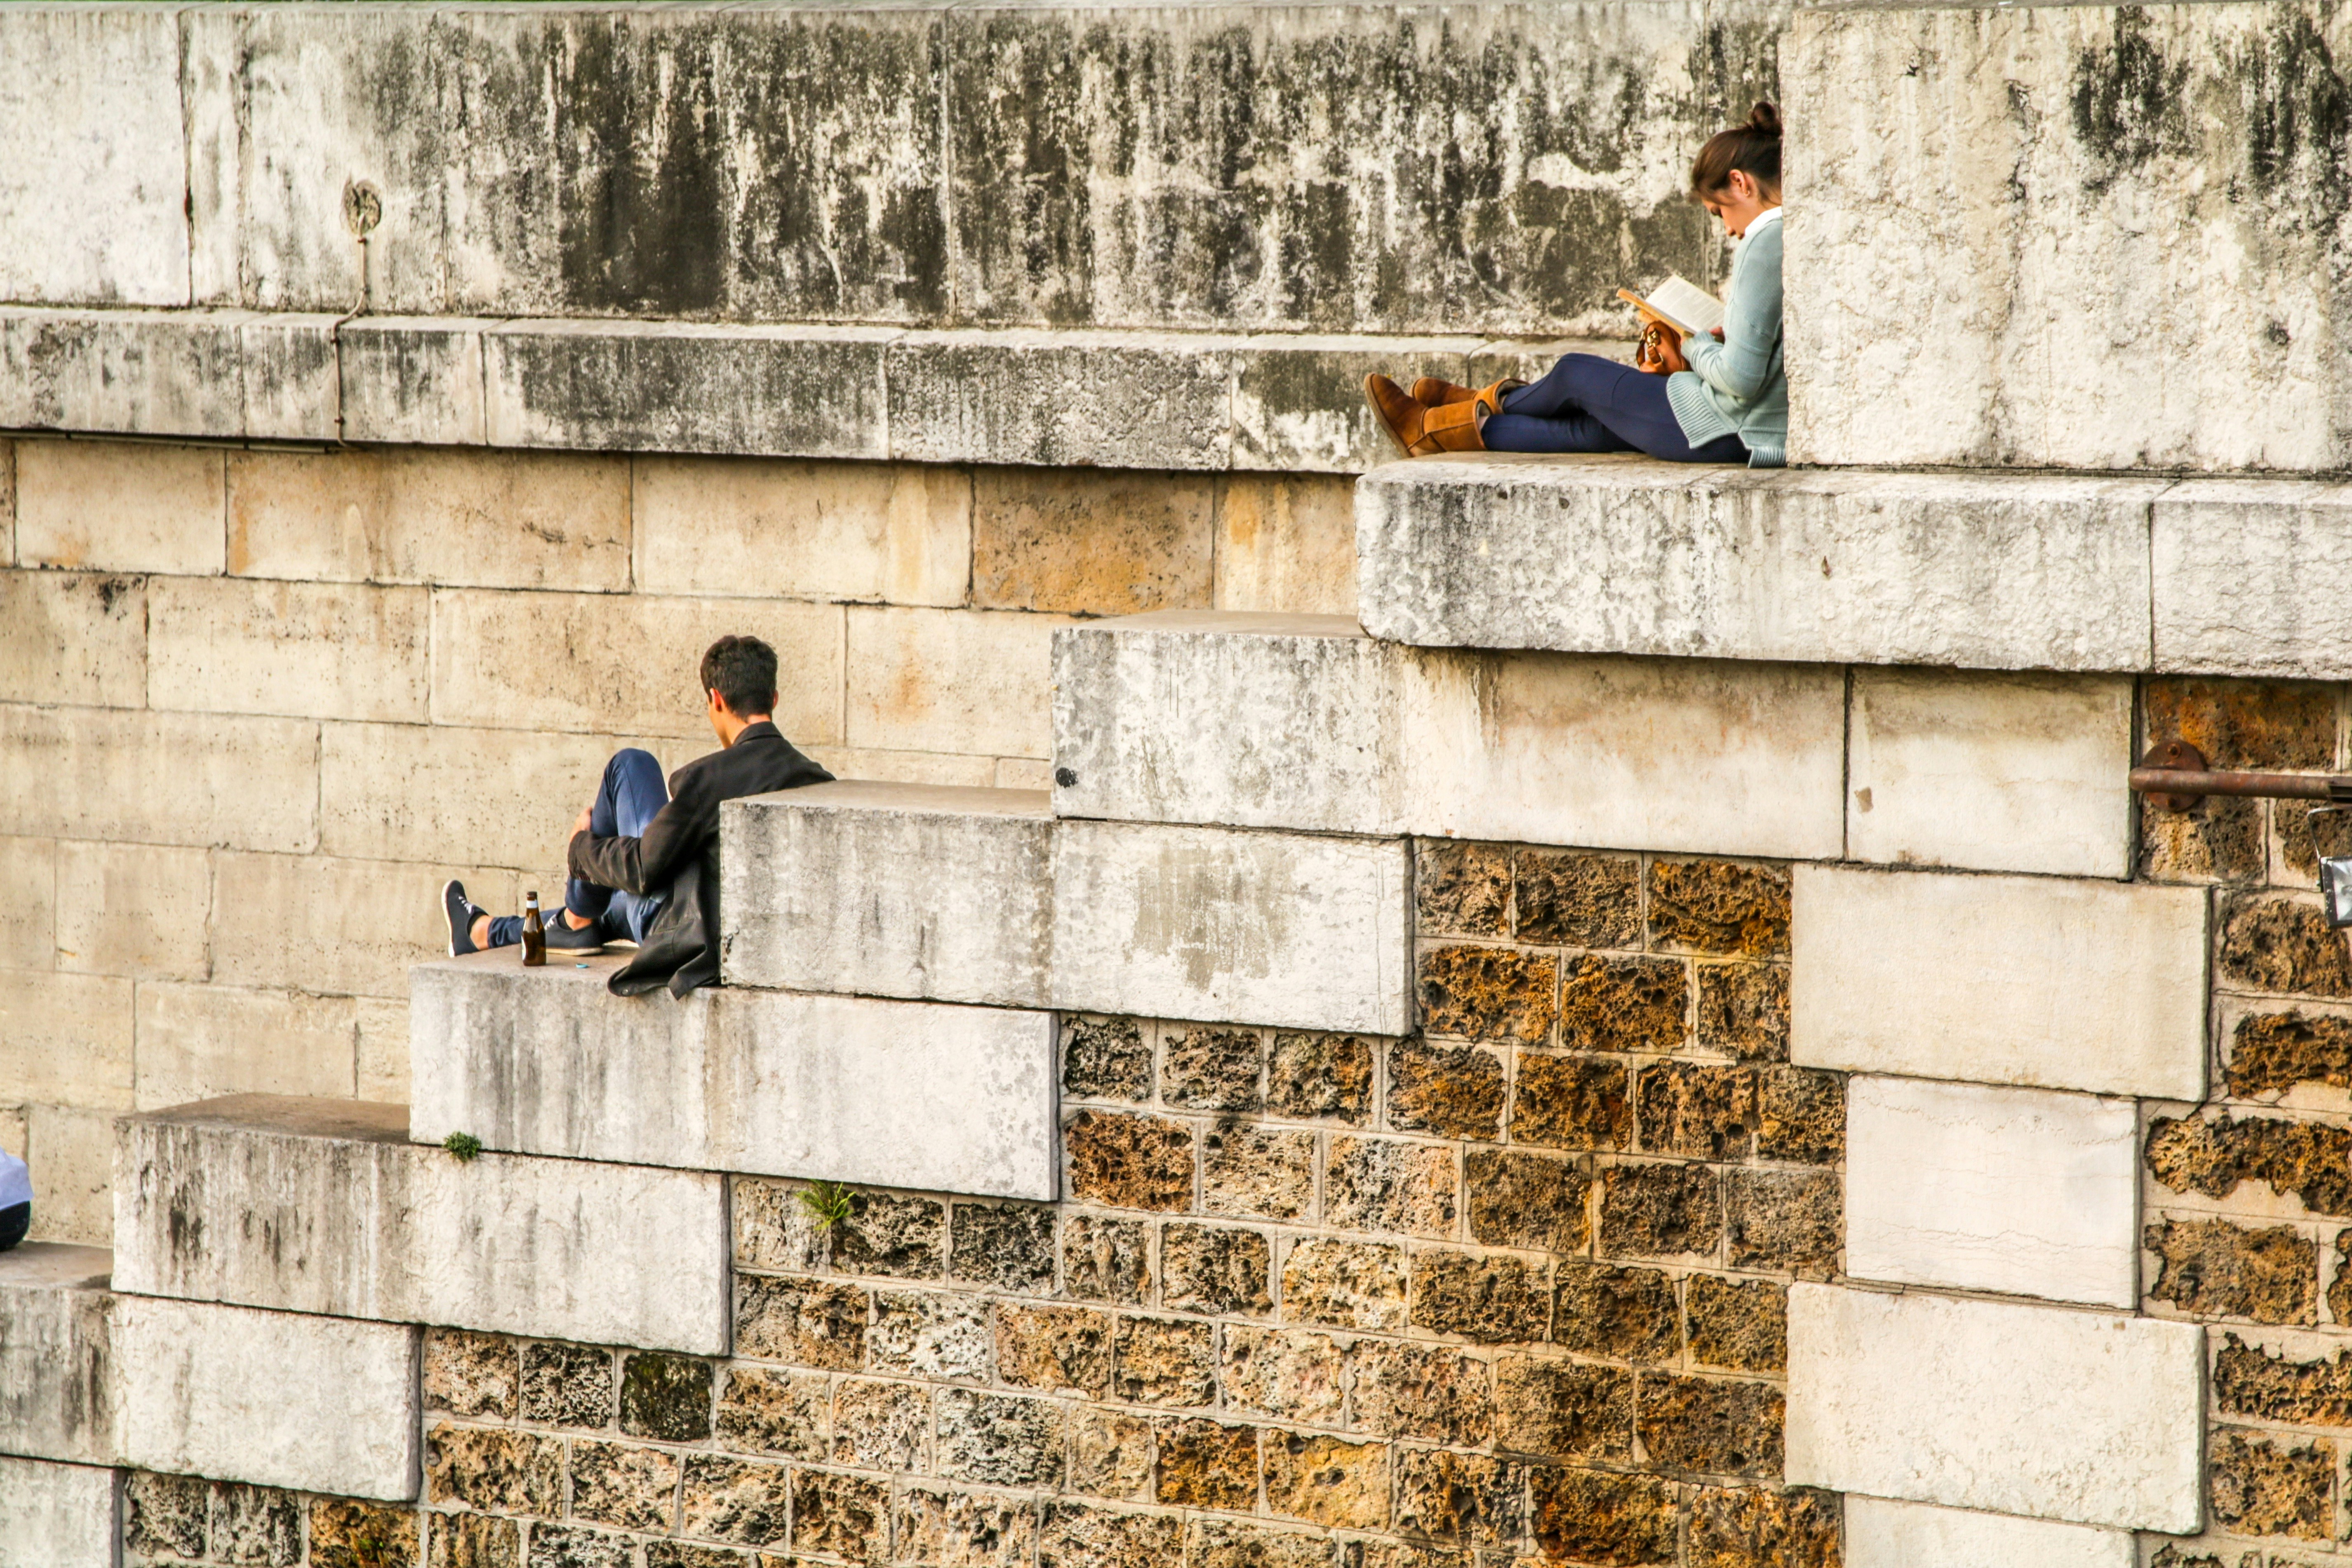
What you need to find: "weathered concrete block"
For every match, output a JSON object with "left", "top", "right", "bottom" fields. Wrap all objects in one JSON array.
[
  {"left": 636, "top": 458, "right": 969, "bottom": 608},
  {"left": 2154, "top": 480, "right": 2352, "bottom": 678},
  {"left": 227, "top": 447, "right": 633, "bottom": 591},
  {"left": 1214, "top": 476, "right": 1358, "bottom": 618},
  {"left": 148, "top": 577, "right": 430, "bottom": 723},
  {"left": 238, "top": 314, "right": 344, "bottom": 441},
  {"left": 1791, "top": 865, "right": 2207, "bottom": 1100},
  {"left": 1232, "top": 335, "right": 1477, "bottom": 474},
  {"left": 430, "top": 589, "right": 843, "bottom": 744},
  {"left": 1843, "top": 1497, "right": 2135, "bottom": 1568},
  {"left": 889, "top": 331, "right": 1230, "bottom": 470},
  {"left": 847, "top": 606, "right": 1077, "bottom": 760},
  {"left": 336, "top": 319, "right": 488, "bottom": 446},
  {"left": 0, "top": 310, "right": 339, "bottom": 440},
  {"left": 133, "top": 983, "right": 358, "bottom": 1111},
  {"left": 1845, "top": 1077, "right": 2139, "bottom": 1308},
  {"left": 1847, "top": 668, "right": 2134, "bottom": 878},
  {"left": 722, "top": 782, "right": 1054, "bottom": 1008},
  {"left": 113, "top": 1292, "right": 420, "bottom": 1500},
  {"left": 55, "top": 840, "right": 213, "bottom": 982},
  {"left": 1052, "top": 819, "right": 1409, "bottom": 1035},
  {"left": 14, "top": 439, "right": 224, "bottom": 576},
  {"left": 1051, "top": 613, "right": 1844, "bottom": 859},
  {"left": 1786, "top": 1285, "right": 2203, "bottom": 1532},
  {"left": 1786, "top": 2, "right": 2352, "bottom": 473},
  {"left": 0, "top": 1458, "right": 118, "bottom": 1568},
  {"left": 410, "top": 954, "right": 1056, "bottom": 1201},
  {"left": 115, "top": 1095, "right": 729, "bottom": 1353},
  {"left": 0, "top": 569, "right": 146, "bottom": 708},
  {"left": 209, "top": 853, "right": 516, "bottom": 1000},
  {"left": 0, "top": 971, "right": 134, "bottom": 1111},
  {"left": 0, "top": 706, "right": 317, "bottom": 854},
  {"left": 1355, "top": 457, "right": 2159, "bottom": 672},
  {"left": 0, "top": 1244, "right": 115, "bottom": 1465}
]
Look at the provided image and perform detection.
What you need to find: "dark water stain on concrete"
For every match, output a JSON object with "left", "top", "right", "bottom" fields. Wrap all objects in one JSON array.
[{"left": 2071, "top": 7, "right": 2192, "bottom": 192}]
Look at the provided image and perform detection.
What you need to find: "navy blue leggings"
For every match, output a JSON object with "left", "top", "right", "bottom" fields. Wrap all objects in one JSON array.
[{"left": 1483, "top": 353, "right": 1749, "bottom": 463}]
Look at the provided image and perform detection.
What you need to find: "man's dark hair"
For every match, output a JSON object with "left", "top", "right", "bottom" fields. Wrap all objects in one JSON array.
[{"left": 701, "top": 635, "right": 778, "bottom": 717}]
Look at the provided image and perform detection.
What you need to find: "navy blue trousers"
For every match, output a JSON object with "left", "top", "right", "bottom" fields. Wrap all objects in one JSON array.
[
  {"left": 1483, "top": 353, "right": 1749, "bottom": 463},
  {"left": 487, "top": 749, "right": 669, "bottom": 946}
]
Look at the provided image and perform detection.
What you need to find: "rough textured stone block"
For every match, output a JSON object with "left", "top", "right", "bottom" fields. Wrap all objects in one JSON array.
[
  {"left": 0, "top": 569, "right": 146, "bottom": 708},
  {"left": 411, "top": 954, "right": 1057, "bottom": 1202},
  {"left": 1843, "top": 1496, "right": 2135, "bottom": 1568},
  {"left": 1786, "top": 2, "right": 2352, "bottom": 473},
  {"left": 336, "top": 319, "right": 488, "bottom": 446},
  {"left": 0, "top": 705, "right": 317, "bottom": 853},
  {"left": 635, "top": 458, "right": 969, "bottom": 607},
  {"left": 113, "top": 1293, "right": 421, "bottom": 1500},
  {"left": 115, "top": 1095, "right": 731, "bottom": 1352},
  {"left": 1356, "top": 457, "right": 2159, "bottom": 672},
  {"left": 1845, "top": 1077, "right": 2139, "bottom": 1307},
  {"left": 973, "top": 468, "right": 1214, "bottom": 616},
  {"left": 1847, "top": 668, "right": 2134, "bottom": 878},
  {"left": 0, "top": 1457, "right": 119, "bottom": 1568},
  {"left": 1786, "top": 1284, "right": 2203, "bottom": 1531},
  {"left": 722, "top": 782, "right": 1054, "bottom": 1008},
  {"left": 132, "top": 983, "right": 358, "bottom": 1110},
  {"left": 889, "top": 331, "right": 1230, "bottom": 470},
  {"left": 0, "top": 970, "right": 134, "bottom": 1110},
  {"left": 1792, "top": 865, "right": 2208, "bottom": 1099},
  {"left": 847, "top": 606, "right": 1077, "bottom": 760},
  {"left": 0, "top": 310, "right": 338, "bottom": 441},
  {"left": 1052, "top": 819, "right": 1410, "bottom": 1034},
  {"left": 0, "top": 1244, "right": 116, "bottom": 1465},
  {"left": 15, "top": 439, "right": 223, "bottom": 575},
  {"left": 2154, "top": 480, "right": 2352, "bottom": 678},
  {"left": 148, "top": 577, "right": 429, "bottom": 722}
]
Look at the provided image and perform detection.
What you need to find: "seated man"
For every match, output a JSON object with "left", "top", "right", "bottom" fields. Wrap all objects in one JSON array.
[
  {"left": 444, "top": 635, "right": 833, "bottom": 997},
  {"left": 0, "top": 1144, "right": 27, "bottom": 1251}
]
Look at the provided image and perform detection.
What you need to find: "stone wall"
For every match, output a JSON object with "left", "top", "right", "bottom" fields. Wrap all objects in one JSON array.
[{"left": 0, "top": 435, "right": 1354, "bottom": 1244}]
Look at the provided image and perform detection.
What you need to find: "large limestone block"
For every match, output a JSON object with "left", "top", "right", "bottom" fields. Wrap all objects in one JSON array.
[
  {"left": 133, "top": 983, "right": 359, "bottom": 1110},
  {"left": 320, "top": 722, "right": 661, "bottom": 867},
  {"left": 1213, "top": 475, "right": 1359, "bottom": 618},
  {"left": 0, "top": 1244, "right": 116, "bottom": 1465},
  {"left": 721, "top": 782, "right": 1055, "bottom": 1008},
  {"left": 1786, "top": 1285, "right": 2203, "bottom": 1532},
  {"left": 148, "top": 578, "right": 430, "bottom": 723},
  {"left": 55, "top": 841, "right": 214, "bottom": 982},
  {"left": 1051, "top": 819, "right": 1410, "bottom": 1035},
  {"left": 0, "top": 706, "right": 318, "bottom": 854},
  {"left": 635, "top": 458, "right": 970, "bottom": 607},
  {"left": 889, "top": 330, "right": 1230, "bottom": 470},
  {"left": 0, "top": 1458, "right": 119, "bottom": 1568},
  {"left": 1791, "top": 865, "right": 2208, "bottom": 1100},
  {"left": 846, "top": 606, "right": 1078, "bottom": 759},
  {"left": 15, "top": 440, "right": 225, "bottom": 576},
  {"left": 0, "top": 970, "right": 134, "bottom": 1110},
  {"left": 1787, "top": 3, "right": 2352, "bottom": 473},
  {"left": 1050, "top": 612, "right": 1844, "bottom": 859},
  {"left": 1845, "top": 1077, "right": 2139, "bottom": 1308},
  {"left": 209, "top": 853, "right": 517, "bottom": 1000},
  {"left": 2154, "top": 479, "right": 2352, "bottom": 679},
  {"left": 0, "top": 309, "right": 339, "bottom": 441},
  {"left": 112, "top": 1293, "right": 420, "bottom": 1500},
  {"left": 410, "top": 954, "right": 1057, "bottom": 1201},
  {"left": 115, "top": 1095, "right": 729, "bottom": 1353},
  {"left": 1355, "top": 456, "right": 2159, "bottom": 672},
  {"left": 1843, "top": 1497, "right": 2135, "bottom": 1568},
  {"left": 1846, "top": 668, "right": 2135, "bottom": 878},
  {"left": 23, "top": 1107, "right": 120, "bottom": 1248},
  {"left": 0, "top": 570, "right": 146, "bottom": 709}
]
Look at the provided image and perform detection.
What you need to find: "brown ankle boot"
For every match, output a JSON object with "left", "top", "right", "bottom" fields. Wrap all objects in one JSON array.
[
  {"left": 1417, "top": 398, "right": 1486, "bottom": 453},
  {"left": 1366, "top": 374, "right": 1435, "bottom": 456},
  {"left": 1410, "top": 377, "right": 1475, "bottom": 407}
]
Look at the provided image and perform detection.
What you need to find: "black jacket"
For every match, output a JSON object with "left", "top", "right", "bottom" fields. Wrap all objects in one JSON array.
[{"left": 567, "top": 722, "right": 833, "bottom": 997}]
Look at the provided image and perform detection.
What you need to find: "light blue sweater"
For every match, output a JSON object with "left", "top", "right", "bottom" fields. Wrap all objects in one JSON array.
[{"left": 1665, "top": 209, "right": 1788, "bottom": 467}]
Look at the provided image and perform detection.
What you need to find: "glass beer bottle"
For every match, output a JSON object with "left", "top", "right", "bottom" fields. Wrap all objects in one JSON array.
[{"left": 520, "top": 891, "right": 546, "bottom": 967}]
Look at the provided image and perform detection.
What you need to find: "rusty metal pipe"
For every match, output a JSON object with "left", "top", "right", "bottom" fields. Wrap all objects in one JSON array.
[{"left": 2127, "top": 767, "right": 2352, "bottom": 802}]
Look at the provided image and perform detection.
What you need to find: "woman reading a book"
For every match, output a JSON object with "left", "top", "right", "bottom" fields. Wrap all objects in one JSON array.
[{"left": 1364, "top": 102, "right": 1786, "bottom": 468}]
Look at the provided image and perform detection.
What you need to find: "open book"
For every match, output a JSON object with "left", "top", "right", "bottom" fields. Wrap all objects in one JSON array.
[{"left": 1617, "top": 275, "right": 1724, "bottom": 339}]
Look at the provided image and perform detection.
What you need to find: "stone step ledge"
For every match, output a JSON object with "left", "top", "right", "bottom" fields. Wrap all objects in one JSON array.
[
  {"left": 409, "top": 953, "right": 1057, "bottom": 1202},
  {"left": 114, "top": 1094, "right": 730, "bottom": 1355},
  {"left": 1843, "top": 1494, "right": 2136, "bottom": 1568},
  {"left": 0, "top": 304, "right": 1613, "bottom": 473},
  {"left": 721, "top": 780, "right": 1411, "bottom": 1036},
  {"left": 0, "top": 1455, "right": 118, "bottom": 1568},
  {"left": 0, "top": 1242, "right": 113, "bottom": 1467},
  {"left": 1357, "top": 453, "right": 2352, "bottom": 680}
]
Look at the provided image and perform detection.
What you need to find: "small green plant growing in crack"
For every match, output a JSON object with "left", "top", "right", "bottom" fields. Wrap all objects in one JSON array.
[
  {"left": 797, "top": 1180, "right": 854, "bottom": 1232},
  {"left": 442, "top": 1131, "right": 482, "bottom": 1163},
  {"left": 349, "top": 1533, "right": 397, "bottom": 1568}
]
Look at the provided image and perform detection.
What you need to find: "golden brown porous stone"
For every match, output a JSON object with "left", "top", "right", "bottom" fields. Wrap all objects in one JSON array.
[
  {"left": 714, "top": 1365, "right": 827, "bottom": 1460},
  {"left": 1264, "top": 1433, "right": 1390, "bottom": 1528},
  {"left": 2144, "top": 677, "right": 2336, "bottom": 771},
  {"left": 1184, "top": 1518, "right": 1335, "bottom": 1568},
  {"left": 1281, "top": 1239, "right": 1408, "bottom": 1331},
  {"left": 2147, "top": 1111, "right": 2352, "bottom": 1215},
  {"left": 733, "top": 1276, "right": 868, "bottom": 1371},
  {"left": 1419, "top": 945, "right": 1558, "bottom": 1043},
  {"left": 1037, "top": 1500, "right": 1185, "bottom": 1568},
  {"left": 1387, "top": 1040, "right": 1507, "bottom": 1138},
  {"left": 2139, "top": 796, "right": 2265, "bottom": 884},
  {"left": 427, "top": 1425, "right": 564, "bottom": 1517},
  {"left": 1685, "top": 1486, "right": 1839, "bottom": 1568},
  {"left": 832, "top": 1192, "right": 947, "bottom": 1279},
  {"left": 2227, "top": 1010, "right": 2352, "bottom": 1099},
  {"left": 1514, "top": 849, "right": 1642, "bottom": 949},
  {"left": 124, "top": 1474, "right": 205, "bottom": 1561},
  {"left": 2276, "top": 798, "right": 2352, "bottom": 879},
  {"left": 1756, "top": 1069, "right": 1844, "bottom": 1164},
  {"left": 996, "top": 1305, "right": 1114, "bottom": 1394},
  {"left": 2145, "top": 1217, "right": 2318, "bottom": 1325},
  {"left": 309, "top": 1501, "right": 421, "bottom": 1568},
  {"left": 2215, "top": 1332, "right": 2352, "bottom": 1426},
  {"left": 1637, "top": 1374, "right": 1784, "bottom": 1479},
  {"left": 1268, "top": 1031, "right": 1374, "bottom": 1122},
  {"left": 1067, "top": 1111, "right": 1195, "bottom": 1212},
  {"left": 2332, "top": 1232, "right": 2352, "bottom": 1324},
  {"left": 1163, "top": 1027, "right": 1265, "bottom": 1111},
  {"left": 1554, "top": 1262, "right": 1678, "bottom": 1366},
  {"left": 790, "top": 1468, "right": 890, "bottom": 1561},
  {"left": 1416, "top": 840, "right": 1511, "bottom": 937},
  {"left": 1512, "top": 1053, "right": 1634, "bottom": 1152},
  {"left": 1722, "top": 1170, "right": 1839, "bottom": 1276},
  {"left": 1063, "top": 1015, "right": 1152, "bottom": 1101},
  {"left": 1391, "top": 1448, "right": 1529, "bottom": 1547},
  {"left": 1409, "top": 1250, "right": 1550, "bottom": 1343},
  {"left": 1221, "top": 1326, "right": 1346, "bottom": 1426},
  {"left": 1063, "top": 1213, "right": 1152, "bottom": 1304},
  {"left": 1695, "top": 964, "right": 1790, "bottom": 1063},
  {"left": 570, "top": 1439, "right": 681, "bottom": 1532},
  {"left": 1493, "top": 1356, "right": 1632, "bottom": 1461},
  {"left": 1600, "top": 1164, "right": 1724, "bottom": 1261},
  {"left": 1648, "top": 861, "right": 1791, "bottom": 957},
  {"left": 620, "top": 1352, "right": 713, "bottom": 1442},
  {"left": 1114, "top": 1316, "right": 1218, "bottom": 1406},
  {"left": 1204, "top": 1127, "right": 1315, "bottom": 1221},
  {"left": 936, "top": 1390, "right": 1066, "bottom": 1488},
  {"left": 1686, "top": 1277, "right": 1787, "bottom": 1374},
  {"left": 428, "top": 1512, "right": 517, "bottom": 1568},
  {"left": 1068, "top": 1406, "right": 1155, "bottom": 1500},
  {"left": 1163, "top": 1222, "right": 1273, "bottom": 1316},
  {"left": 1465, "top": 1148, "right": 1591, "bottom": 1253},
  {"left": 2220, "top": 896, "right": 2352, "bottom": 999},
  {"left": 1348, "top": 1340, "right": 1491, "bottom": 1444},
  {"left": 1326, "top": 1135, "right": 1460, "bottom": 1238},
  {"left": 1559, "top": 955, "right": 1687, "bottom": 1054},
  {"left": 1154, "top": 1418, "right": 1261, "bottom": 1509},
  {"left": 2209, "top": 1427, "right": 2334, "bottom": 1540},
  {"left": 1637, "top": 1061, "right": 1756, "bottom": 1160},
  {"left": 949, "top": 1202, "right": 1057, "bottom": 1293},
  {"left": 833, "top": 1380, "right": 930, "bottom": 1472},
  {"left": 1529, "top": 1466, "right": 1675, "bottom": 1566},
  {"left": 522, "top": 1342, "right": 614, "bottom": 1429},
  {"left": 424, "top": 1328, "right": 519, "bottom": 1419},
  {"left": 892, "top": 1486, "right": 1038, "bottom": 1568}
]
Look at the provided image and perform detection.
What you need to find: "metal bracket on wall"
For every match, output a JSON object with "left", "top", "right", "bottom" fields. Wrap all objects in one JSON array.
[{"left": 2130, "top": 738, "right": 2352, "bottom": 811}]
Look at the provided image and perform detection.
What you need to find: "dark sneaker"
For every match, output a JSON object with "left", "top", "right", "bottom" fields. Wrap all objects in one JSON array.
[
  {"left": 444, "top": 880, "right": 485, "bottom": 956},
  {"left": 544, "top": 909, "right": 606, "bottom": 951}
]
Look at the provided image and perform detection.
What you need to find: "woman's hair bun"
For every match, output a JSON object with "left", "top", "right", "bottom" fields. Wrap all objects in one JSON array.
[
  {"left": 1746, "top": 102, "right": 1782, "bottom": 138},
  {"left": 1689, "top": 101, "right": 1783, "bottom": 196}
]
